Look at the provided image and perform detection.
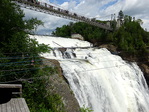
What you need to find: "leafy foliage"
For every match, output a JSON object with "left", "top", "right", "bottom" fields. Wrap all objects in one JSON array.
[
  {"left": 53, "top": 11, "right": 149, "bottom": 59},
  {"left": 0, "top": 0, "right": 49, "bottom": 82},
  {"left": 23, "top": 67, "right": 65, "bottom": 112},
  {"left": 80, "top": 105, "right": 93, "bottom": 112},
  {"left": 112, "top": 21, "right": 149, "bottom": 58},
  {"left": 52, "top": 22, "right": 108, "bottom": 45},
  {"left": 118, "top": 10, "right": 124, "bottom": 20},
  {"left": 0, "top": 0, "right": 43, "bottom": 54},
  {"left": 0, "top": 0, "right": 66, "bottom": 112}
]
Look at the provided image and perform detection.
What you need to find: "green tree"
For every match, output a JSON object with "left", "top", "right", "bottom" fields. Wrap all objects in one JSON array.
[
  {"left": 0, "top": 0, "right": 43, "bottom": 54},
  {"left": 0, "top": 1, "right": 66, "bottom": 112},
  {"left": 124, "top": 15, "right": 129, "bottom": 24},
  {"left": 118, "top": 10, "right": 124, "bottom": 20},
  {"left": 52, "top": 21, "right": 108, "bottom": 46},
  {"left": 110, "top": 20, "right": 117, "bottom": 30},
  {"left": 0, "top": 0, "right": 50, "bottom": 82},
  {"left": 136, "top": 19, "right": 143, "bottom": 25},
  {"left": 113, "top": 19, "right": 149, "bottom": 57}
]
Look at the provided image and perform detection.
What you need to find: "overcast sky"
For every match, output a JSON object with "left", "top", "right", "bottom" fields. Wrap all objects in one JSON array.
[{"left": 23, "top": 0, "right": 149, "bottom": 35}]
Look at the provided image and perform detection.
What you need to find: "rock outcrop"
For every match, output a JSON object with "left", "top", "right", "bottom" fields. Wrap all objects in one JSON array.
[
  {"left": 42, "top": 58, "right": 80, "bottom": 112},
  {"left": 71, "top": 34, "right": 84, "bottom": 40}
]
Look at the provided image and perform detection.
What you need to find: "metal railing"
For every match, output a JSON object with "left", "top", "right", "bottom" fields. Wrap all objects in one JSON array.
[{"left": 12, "top": 0, "right": 113, "bottom": 31}]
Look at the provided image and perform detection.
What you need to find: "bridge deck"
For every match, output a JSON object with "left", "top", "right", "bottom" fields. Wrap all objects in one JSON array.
[
  {"left": 12, "top": 0, "right": 113, "bottom": 31},
  {"left": 0, "top": 98, "right": 30, "bottom": 112}
]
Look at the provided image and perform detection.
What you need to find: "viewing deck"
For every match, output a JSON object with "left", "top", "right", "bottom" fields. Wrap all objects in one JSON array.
[
  {"left": 0, "top": 98, "right": 30, "bottom": 112},
  {"left": 0, "top": 84, "right": 30, "bottom": 112}
]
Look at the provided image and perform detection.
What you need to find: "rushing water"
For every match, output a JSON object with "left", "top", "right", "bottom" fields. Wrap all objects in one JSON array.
[{"left": 30, "top": 35, "right": 149, "bottom": 112}]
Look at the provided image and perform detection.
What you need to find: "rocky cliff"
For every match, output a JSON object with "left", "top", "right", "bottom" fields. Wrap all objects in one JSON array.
[{"left": 42, "top": 59, "right": 80, "bottom": 112}]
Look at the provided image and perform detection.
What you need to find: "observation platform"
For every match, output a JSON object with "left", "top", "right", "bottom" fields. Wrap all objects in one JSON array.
[
  {"left": 0, "top": 84, "right": 30, "bottom": 112},
  {"left": 0, "top": 98, "right": 30, "bottom": 112}
]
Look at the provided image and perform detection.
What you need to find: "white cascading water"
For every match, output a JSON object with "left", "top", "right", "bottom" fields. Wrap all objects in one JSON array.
[{"left": 30, "top": 35, "right": 149, "bottom": 112}]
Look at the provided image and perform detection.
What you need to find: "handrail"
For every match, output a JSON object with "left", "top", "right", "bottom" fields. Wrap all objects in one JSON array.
[{"left": 12, "top": 0, "right": 113, "bottom": 31}]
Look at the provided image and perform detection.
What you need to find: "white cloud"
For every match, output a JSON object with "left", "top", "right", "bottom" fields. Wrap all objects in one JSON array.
[
  {"left": 141, "top": 19, "right": 149, "bottom": 31},
  {"left": 60, "top": 2, "right": 69, "bottom": 9},
  {"left": 123, "top": 0, "right": 149, "bottom": 30},
  {"left": 60, "top": 1, "right": 77, "bottom": 11},
  {"left": 22, "top": 0, "right": 149, "bottom": 34},
  {"left": 123, "top": 0, "right": 149, "bottom": 16}
]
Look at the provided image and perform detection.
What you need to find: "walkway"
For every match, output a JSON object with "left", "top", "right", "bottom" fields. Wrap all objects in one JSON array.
[
  {"left": 12, "top": 0, "right": 113, "bottom": 31},
  {"left": 0, "top": 84, "right": 30, "bottom": 112},
  {"left": 0, "top": 98, "right": 30, "bottom": 112}
]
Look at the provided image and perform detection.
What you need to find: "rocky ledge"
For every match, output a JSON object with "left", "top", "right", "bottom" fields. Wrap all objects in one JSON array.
[{"left": 42, "top": 59, "right": 80, "bottom": 112}]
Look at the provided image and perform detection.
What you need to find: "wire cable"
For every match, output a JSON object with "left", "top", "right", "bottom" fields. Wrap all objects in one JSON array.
[
  {"left": 0, "top": 59, "right": 43, "bottom": 66},
  {"left": 0, "top": 59, "right": 147, "bottom": 83},
  {"left": 0, "top": 62, "right": 135, "bottom": 83},
  {"left": 0, "top": 75, "right": 50, "bottom": 84},
  {"left": 0, "top": 66, "right": 48, "bottom": 77},
  {"left": 0, "top": 56, "right": 42, "bottom": 60}
]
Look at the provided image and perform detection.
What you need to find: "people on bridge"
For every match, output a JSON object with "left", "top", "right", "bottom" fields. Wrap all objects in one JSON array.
[{"left": 25, "top": 0, "right": 111, "bottom": 30}]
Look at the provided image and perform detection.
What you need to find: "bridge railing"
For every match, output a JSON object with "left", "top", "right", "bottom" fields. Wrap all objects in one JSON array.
[{"left": 12, "top": 0, "right": 113, "bottom": 31}]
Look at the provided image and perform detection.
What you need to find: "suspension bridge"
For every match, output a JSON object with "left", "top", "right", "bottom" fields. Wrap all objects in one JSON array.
[{"left": 12, "top": 0, "right": 113, "bottom": 31}]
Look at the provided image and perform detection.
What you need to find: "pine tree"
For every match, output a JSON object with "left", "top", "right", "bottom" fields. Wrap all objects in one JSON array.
[{"left": 118, "top": 10, "right": 124, "bottom": 20}]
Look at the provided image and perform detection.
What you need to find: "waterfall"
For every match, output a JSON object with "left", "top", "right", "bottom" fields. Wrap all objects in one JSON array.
[{"left": 30, "top": 35, "right": 149, "bottom": 112}]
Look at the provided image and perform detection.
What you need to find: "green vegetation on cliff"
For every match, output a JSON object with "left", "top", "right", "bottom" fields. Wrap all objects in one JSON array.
[
  {"left": 112, "top": 21, "right": 149, "bottom": 56},
  {"left": 23, "top": 66, "right": 65, "bottom": 112},
  {"left": 52, "top": 22, "right": 107, "bottom": 44},
  {"left": 52, "top": 11, "right": 149, "bottom": 59},
  {"left": 0, "top": 0, "right": 65, "bottom": 111}
]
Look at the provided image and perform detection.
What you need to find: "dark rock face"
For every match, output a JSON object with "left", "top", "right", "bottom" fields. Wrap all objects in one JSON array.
[
  {"left": 138, "top": 63, "right": 149, "bottom": 86},
  {"left": 42, "top": 58, "right": 80, "bottom": 112},
  {"left": 99, "top": 44, "right": 117, "bottom": 53}
]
